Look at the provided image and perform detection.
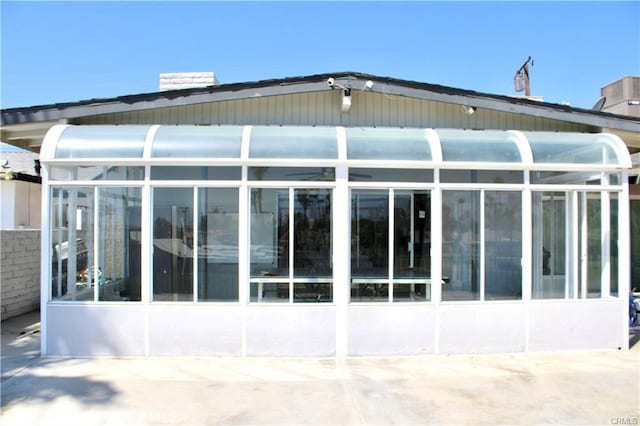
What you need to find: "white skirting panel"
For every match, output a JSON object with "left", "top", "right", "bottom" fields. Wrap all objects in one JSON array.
[
  {"left": 438, "top": 303, "right": 526, "bottom": 354},
  {"left": 347, "top": 305, "right": 437, "bottom": 355},
  {"left": 148, "top": 305, "right": 243, "bottom": 356},
  {"left": 245, "top": 306, "right": 336, "bottom": 356},
  {"left": 44, "top": 300, "right": 626, "bottom": 357},
  {"left": 528, "top": 300, "right": 624, "bottom": 351},
  {"left": 47, "top": 304, "right": 145, "bottom": 357}
]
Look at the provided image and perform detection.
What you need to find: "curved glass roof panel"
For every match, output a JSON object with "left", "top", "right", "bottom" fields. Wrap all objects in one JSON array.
[
  {"left": 525, "top": 132, "right": 622, "bottom": 165},
  {"left": 346, "top": 127, "right": 431, "bottom": 161},
  {"left": 55, "top": 126, "right": 149, "bottom": 159},
  {"left": 152, "top": 125, "right": 243, "bottom": 158},
  {"left": 437, "top": 129, "right": 522, "bottom": 163},
  {"left": 249, "top": 126, "right": 338, "bottom": 159}
]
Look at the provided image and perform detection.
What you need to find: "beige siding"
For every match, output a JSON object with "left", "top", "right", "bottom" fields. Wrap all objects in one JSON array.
[{"left": 74, "top": 91, "right": 595, "bottom": 132}]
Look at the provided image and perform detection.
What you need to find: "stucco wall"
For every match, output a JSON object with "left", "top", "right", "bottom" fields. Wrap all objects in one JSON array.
[
  {"left": 0, "top": 180, "right": 41, "bottom": 230},
  {"left": 1, "top": 230, "right": 41, "bottom": 320}
]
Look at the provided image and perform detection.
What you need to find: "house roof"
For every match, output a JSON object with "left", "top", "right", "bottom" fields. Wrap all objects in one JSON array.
[
  {"left": 2, "top": 71, "right": 639, "bottom": 150},
  {"left": 0, "top": 144, "right": 41, "bottom": 182}
]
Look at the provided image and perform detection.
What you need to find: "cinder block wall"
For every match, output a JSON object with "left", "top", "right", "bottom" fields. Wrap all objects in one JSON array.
[{"left": 1, "top": 230, "right": 41, "bottom": 320}]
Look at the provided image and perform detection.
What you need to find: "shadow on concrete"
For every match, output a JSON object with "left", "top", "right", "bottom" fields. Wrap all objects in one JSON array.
[
  {"left": 1, "top": 310, "right": 122, "bottom": 412},
  {"left": 1, "top": 372, "right": 118, "bottom": 409}
]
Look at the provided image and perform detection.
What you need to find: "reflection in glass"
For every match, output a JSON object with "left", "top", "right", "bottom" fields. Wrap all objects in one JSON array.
[
  {"left": 249, "top": 167, "right": 335, "bottom": 181},
  {"left": 531, "top": 170, "right": 603, "bottom": 185},
  {"left": 51, "top": 187, "right": 95, "bottom": 301},
  {"left": 153, "top": 188, "right": 194, "bottom": 301},
  {"left": 198, "top": 188, "right": 239, "bottom": 301},
  {"left": 351, "top": 282, "right": 389, "bottom": 302},
  {"left": 484, "top": 191, "right": 522, "bottom": 300},
  {"left": 631, "top": 200, "right": 640, "bottom": 293},
  {"left": 98, "top": 187, "right": 142, "bottom": 301},
  {"left": 394, "top": 191, "right": 430, "bottom": 279},
  {"left": 532, "top": 192, "right": 566, "bottom": 299},
  {"left": 351, "top": 191, "right": 388, "bottom": 278},
  {"left": 442, "top": 191, "right": 480, "bottom": 301},
  {"left": 250, "top": 188, "right": 289, "bottom": 277},
  {"left": 294, "top": 189, "right": 332, "bottom": 277},
  {"left": 250, "top": 187, "right": 333, "bottom": 303},
  {"left": 250, "top": 282, "right": 289, "bottom": 303},
  {"left": 294, "top": 283, "right": 332, "bottom": 303},
  {"left": 50, "top": 166, "right": 144, "bottom": 181},
  {"left": 440, "top": 170, "right": 523, "bottom": 184},
  {"left": 151, "top": 167, "right": 240, "bottom": 180},
  {"left": 393, "top": 283, "right": 430, "bottom": 302},
  {"left": 587, "top": 193, "right": 602, "bottom": 298},
  {"left": 349, "top": 168, "right": 433, "bottom": 182},
  {"left": 610, "top": 194, "right": 618, "bottom": 297}
]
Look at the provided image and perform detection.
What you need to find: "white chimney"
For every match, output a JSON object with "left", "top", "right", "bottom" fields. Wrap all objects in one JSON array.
[{"left": 159, "top": 72, "right": 218, "bottom": 91}]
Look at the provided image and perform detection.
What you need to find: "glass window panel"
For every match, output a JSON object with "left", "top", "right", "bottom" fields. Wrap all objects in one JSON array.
[
  {"left": 152, "top": 188, "right": 194, "bottom": 301},
  {"left": 250, "top": 282, "right": 289, "bottom": 303},
  {"left": 577, "top": 197, "right": 584, "bottom": 298},
  {"left": 393, "top": 283, "right": 430, "bottom": 302},
  {"left": 98, "top": 187, "right": 142, "bottom": 301},
  {"left": 250, "top": 188, "right": 289, "bottom": 277},
  {"left": 394, "top": 191, "right": 431, "bottom": 279},
  {"left": 293, "top": 283, "right": 332, "bottom": 303},
  {"left": 55, "top": 126, "right": 148, "bottom": 159},
  {"left": 351, "top": 191, "right": 389, "bottom": 278},
  {"left": 249, "top": 126, "right": 337, "bottom": 159},
  {"left": 609, "top": 173, "right": 621, "bottom": 185},
  {"left": 50, "top": 166, "right": 144, "bottom": 181},
  {"left": 610, "top": 193, "right": 618, "bottom": 297},
  {"left": 293, "top": 189, "right": 332, "bottom": 277},
  {"left": 249, "top": 167, "right": 334, "bottom": 181},
  {"left": 151, "top": 126, "right": 242, "bottom": 158},
  {"left": 349, "top": 168, "right": 433, "bottom": 182},
  {"left": 50, "top": 187, "right": 95, "bottom": 301},
  {"left": 437, "top": 129, "right": 521, "bottom": 163},
  {"left": 49, "top": 167, "right": 73, "bottom": 181},
  {"left": 526, "top": 132, "right": 620, "bottom": 165},
  {"left": 351, "top": 282, "right": 389, "bottom": 302},
  {"left": 532, "top": 192, "right": 567, "bottom": 299},
  {"left": 586, "top": 193, "right": 602, "bottom": 298},
  {"left": 346, "top": 127, "right": 431, "bottom": 161},
  {"left": 442, "top": 191, "right": 480, "bottom": 301},
  {"left": 631, "top": 199, "right": 640, "bottom": 293},
  {"left": 484, "top": 191, "right": 522, "bottom": 300},
  {"left": 150, "top": 167, "right": 241, "bottom": 180},
  {"left": 531, "top": 170, "right": 604, "bottom": 185},
  {"left": 198, "top": 188, "right": 239, "bottom": 302},
  {"left": 440, "top": 170, "right": 523, "bottom": 184}
]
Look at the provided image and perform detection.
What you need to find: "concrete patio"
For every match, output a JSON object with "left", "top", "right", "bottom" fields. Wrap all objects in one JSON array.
[{"left": 2, "top": 311, "right": 639, "bottom": 425}]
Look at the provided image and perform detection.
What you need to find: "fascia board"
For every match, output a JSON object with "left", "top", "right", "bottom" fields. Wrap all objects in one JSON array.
[
  {"left": 1, "top": 81, "right": 329, "bottom": 125},
  {"left": 364, "top": 79, "right": 640, "bottom": 133}
]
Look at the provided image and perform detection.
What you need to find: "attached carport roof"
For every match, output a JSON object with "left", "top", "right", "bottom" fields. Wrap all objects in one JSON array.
[{"left": 2, "top": 71, "right": 639, "bottom": 148}]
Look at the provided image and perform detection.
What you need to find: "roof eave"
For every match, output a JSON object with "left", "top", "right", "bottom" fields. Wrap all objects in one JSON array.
[{"left": 2, "top": 71, "right": 639, "bottom": 133}]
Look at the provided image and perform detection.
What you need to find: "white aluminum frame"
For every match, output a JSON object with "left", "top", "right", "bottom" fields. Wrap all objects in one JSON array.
[{"left": 38, "top": 125, "right": 633, "bottom": 357}]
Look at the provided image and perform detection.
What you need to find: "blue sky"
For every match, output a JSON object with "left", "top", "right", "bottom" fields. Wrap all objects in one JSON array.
[{"left": 1, "top": 1, "right": 638, "bottom": 109}]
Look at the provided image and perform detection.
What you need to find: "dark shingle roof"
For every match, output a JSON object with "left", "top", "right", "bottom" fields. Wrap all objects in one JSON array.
[{"left": 2, "top": 71, "right": 639, "bottom": 132}]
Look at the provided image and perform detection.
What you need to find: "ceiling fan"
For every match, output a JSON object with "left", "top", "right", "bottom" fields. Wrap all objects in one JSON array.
[{"left": 284, "top": 167, "right": 373, "bottom": 181}]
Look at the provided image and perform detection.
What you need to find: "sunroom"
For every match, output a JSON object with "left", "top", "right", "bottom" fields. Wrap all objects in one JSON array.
[{"left": 39, "top": 125, "right": 631, "bottom": 356}]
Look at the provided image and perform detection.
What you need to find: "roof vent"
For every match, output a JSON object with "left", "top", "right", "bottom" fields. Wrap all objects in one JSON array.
[{"left": 159, "top": 72, "right": 218, "bottom": 91}]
